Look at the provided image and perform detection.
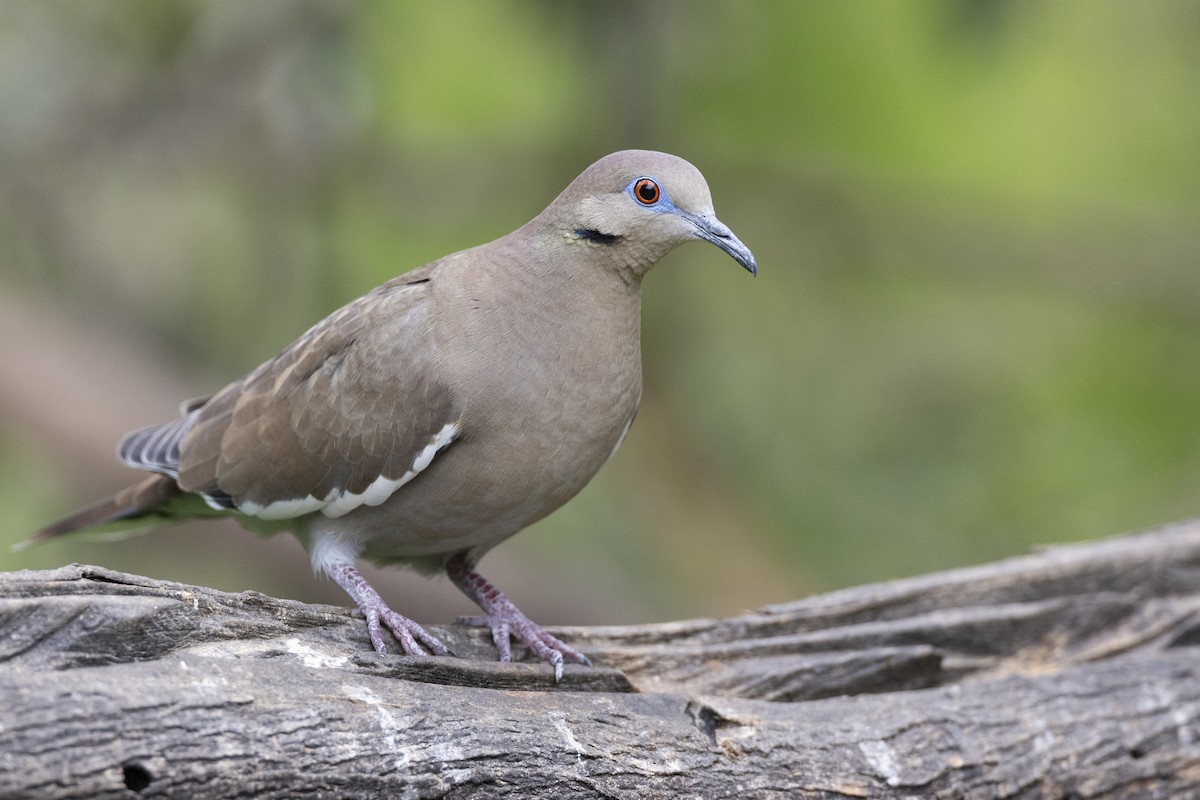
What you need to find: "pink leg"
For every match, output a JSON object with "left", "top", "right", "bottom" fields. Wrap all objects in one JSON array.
[
  {"left": 446, "top": 552, "right": 591, "bottom": 682},
  {"left": 326, "top": 561, "right": 451, "bottom": 657}
]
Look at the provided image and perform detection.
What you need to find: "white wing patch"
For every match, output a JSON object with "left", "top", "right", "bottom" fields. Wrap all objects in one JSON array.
[
  {"left": 608, "top": 412, "right": 636, "bottom": 462},
  {"left": 239, "top": 494, "right": 328, "bottom": 520},
  {"left": 607, "top": 389, "right": 641, "bottom": 463},
  {"left": 322, "top": 472, "right": 410, "bottom": 518},
  {"left": 236, "top": 421, "right": 460, "bottom": 521}
]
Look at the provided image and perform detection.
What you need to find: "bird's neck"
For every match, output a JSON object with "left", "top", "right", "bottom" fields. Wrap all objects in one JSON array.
[
  {"left": 508, "top": 230, "right": 643, "bottom": 341},
  {"left": 436, "top": 235, "right": 643, "bottom": 431},
  {"left": 440, "top": 229, "right": 644, "bottom": 355}
]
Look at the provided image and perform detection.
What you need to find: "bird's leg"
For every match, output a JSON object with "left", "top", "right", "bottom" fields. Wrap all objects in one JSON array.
[
  {"left": 445, "top": 552, "right": 592, "bottom": 682},
  {"left": 325, "top": 561, "right": 452, "bottom": 657}
]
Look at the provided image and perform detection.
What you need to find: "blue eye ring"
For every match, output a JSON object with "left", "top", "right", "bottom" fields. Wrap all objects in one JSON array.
[{"left": 632, "top": 177, "right": 661, "bottom": 205}]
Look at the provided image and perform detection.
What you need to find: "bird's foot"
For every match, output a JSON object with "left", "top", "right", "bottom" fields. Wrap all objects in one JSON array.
[
  {"left": 327, "top": 561, "right": 452, "bottom": 657},
  {"left": 447, "top": 555, "right": 591, "bottom": 682},
  {"left": 363, "top": 601, "right": 452, "bottom": 657},
  {"left": 455, "top": 610, "right": 591, "bottom": 682}
]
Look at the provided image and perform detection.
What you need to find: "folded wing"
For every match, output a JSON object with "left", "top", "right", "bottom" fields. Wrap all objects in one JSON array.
[{"left": 118, "top": 271, "right": 461, "bottom": 522}]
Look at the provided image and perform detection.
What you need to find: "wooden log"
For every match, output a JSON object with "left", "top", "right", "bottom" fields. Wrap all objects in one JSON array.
[{"left": 3, "top": 522, "right": 1200, "bottom": 798}]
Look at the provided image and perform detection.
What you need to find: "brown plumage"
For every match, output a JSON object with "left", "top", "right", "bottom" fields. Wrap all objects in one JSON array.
[{"left": 30, "top": 150, "right": 756, "bottom": 679}]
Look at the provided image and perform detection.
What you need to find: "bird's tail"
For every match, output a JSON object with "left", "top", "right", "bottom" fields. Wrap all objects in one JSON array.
[{"left": 17, "top": 474, "right": 184, "bottom": 550}]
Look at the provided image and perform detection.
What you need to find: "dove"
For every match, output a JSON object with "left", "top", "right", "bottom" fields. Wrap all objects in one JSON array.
[{"left": 30, "top": 150, "right": 756, "bottom": 680}]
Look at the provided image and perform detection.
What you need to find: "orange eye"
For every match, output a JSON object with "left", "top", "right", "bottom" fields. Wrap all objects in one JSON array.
[{"left": 633, "top": 178, "right": 660, "bottom": 205}]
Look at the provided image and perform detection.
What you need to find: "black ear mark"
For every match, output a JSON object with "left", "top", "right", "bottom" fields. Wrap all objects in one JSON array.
[{"left": 574, "top": 228, "right": 622, "bottom": 245}]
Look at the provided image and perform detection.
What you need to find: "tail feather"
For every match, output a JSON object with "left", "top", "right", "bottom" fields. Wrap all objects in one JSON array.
[{"left": 18, "top": 474, "right": 183, "bottom": 550}]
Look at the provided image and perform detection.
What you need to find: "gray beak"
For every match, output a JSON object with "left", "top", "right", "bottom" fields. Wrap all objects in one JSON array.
[{"left": 688, "top": 213, "right": 757, "bottom": 276}]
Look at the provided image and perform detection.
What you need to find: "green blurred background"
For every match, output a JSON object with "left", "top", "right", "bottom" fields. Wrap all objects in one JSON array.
[{"left": 3, "top": 1, "right": 1199, "bottom": 625}]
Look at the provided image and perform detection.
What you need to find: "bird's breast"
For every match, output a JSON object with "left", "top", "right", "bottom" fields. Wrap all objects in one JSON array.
[
  {"left": 337, "top": 279, "right": 643, "bottom": 560},
  {"left": 462, "top": 295, "right": 643, "bottom": 498}
]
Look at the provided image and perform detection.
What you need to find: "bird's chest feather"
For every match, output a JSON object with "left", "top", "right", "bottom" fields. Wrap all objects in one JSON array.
[
  {"left": 324, "top": 263, "right": 645, "bottom": 558},
  {"left": 339, "top": 290, "right": 642, "bottom": 560},
  {"left": 464, "top": 295, "right": 642, "bottom": 477}
]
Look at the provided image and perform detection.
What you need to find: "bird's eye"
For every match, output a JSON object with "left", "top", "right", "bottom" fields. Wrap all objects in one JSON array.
[{"left": 633, "top": 178, "right": 660, "bottom": 205}]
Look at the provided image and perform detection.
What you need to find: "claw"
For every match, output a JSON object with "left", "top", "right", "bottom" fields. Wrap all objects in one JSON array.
[
  {"left": 447, "top": 554, "right": 591, "bottom": 681},
  {"left": 326, "top": 561, "right": 452, "bottom": 657}
]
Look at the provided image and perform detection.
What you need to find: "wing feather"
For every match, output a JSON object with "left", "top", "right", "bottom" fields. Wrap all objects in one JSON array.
[
  {"left": 170, "top": 269, "right": 460, "bottom": 519},
  {"left": 118, "top": 413, "right": 198, "bottom": 478}
]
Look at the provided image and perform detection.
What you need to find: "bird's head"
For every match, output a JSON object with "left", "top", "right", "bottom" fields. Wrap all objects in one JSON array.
[{"left": 543, "top": 150, "right": 756, "bottom": 281}]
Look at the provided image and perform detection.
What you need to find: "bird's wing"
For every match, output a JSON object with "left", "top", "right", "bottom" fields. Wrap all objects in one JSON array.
[{"left": 119, "top": 268, "right": 461, "bottom": 521}]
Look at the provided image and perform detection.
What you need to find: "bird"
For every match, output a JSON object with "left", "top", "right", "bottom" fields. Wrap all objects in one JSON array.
[{"left": 27, "top": 149, "right": 756, "bottom": 680}]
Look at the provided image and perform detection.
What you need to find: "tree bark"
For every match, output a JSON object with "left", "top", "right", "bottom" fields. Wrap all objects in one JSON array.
[{"left": 4, "top": 523, "right": 1200, "bottom": 799}]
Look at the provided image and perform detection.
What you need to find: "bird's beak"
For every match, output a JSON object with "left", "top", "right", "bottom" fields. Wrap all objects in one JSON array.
[{"left": 688, "top": 213, "right": 757, "bottom": 276}]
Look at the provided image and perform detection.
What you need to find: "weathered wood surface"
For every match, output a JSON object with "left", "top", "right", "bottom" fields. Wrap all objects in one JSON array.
[{"left": 4, "top": 523, "right": 1200, "bottom": 798}]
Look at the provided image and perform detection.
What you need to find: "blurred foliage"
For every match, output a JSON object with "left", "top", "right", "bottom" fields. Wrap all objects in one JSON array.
[{"left": 2, "top": 0, "right": 1199, "bottom": 621}]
